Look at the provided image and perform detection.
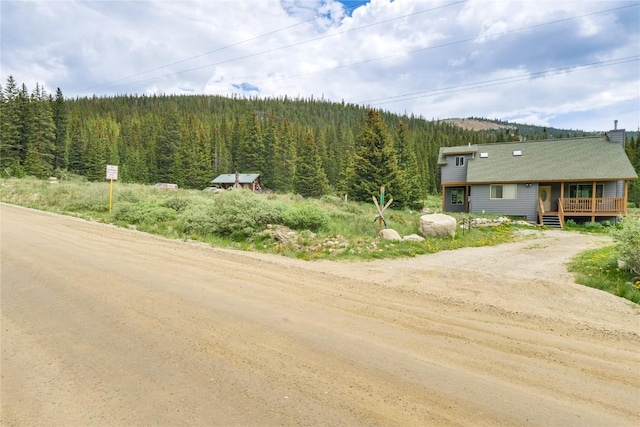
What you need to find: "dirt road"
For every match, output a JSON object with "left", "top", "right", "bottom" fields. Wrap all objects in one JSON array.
[{"left": 1, "top": 203, "right": 638, "bottom": 426}]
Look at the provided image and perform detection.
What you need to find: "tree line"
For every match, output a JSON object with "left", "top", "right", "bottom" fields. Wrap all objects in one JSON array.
[{"left": 2, "top": 76, "right": 638, "bottom": 208}]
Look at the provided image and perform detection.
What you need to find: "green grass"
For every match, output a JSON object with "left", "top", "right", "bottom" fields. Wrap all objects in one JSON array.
[
  {"left": 1, "top": 177, "right": 520, "bottom": 260},
  {"left": 568, "top": 246, "right": 640, "bottom": 304}
]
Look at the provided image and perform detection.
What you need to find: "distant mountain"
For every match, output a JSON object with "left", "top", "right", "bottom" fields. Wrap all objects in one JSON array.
[{"left": 442, "top": 117, "right": 598, "bottom": 141}]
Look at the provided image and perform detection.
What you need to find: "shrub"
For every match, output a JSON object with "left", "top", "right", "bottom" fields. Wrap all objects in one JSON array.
[
  {"left": 178, "top": 190, "right": 284, "bottom": 238},
  {"left": 113, "top": 202, "right": 177, "bottom": 225},
  {"left": 117, "top": 188, "right": 141, "bottom": 203},
  {"left": 177, "top": 198, "right": 218, "bottom": 236},
  {"left": 163, "top": 197, "right": 190, "bottom": 212},
  {"left": 65, "top": 183, "right": 111, "bottom": 213},
  {"left": 281, "top": 204, "right": 328, "bottom": 232},
  {"left": 611, "top": 219, "right": 640, "bottom": 275},
  {"left": 584, "top": 221, "right": 602, "bottom": 230}
]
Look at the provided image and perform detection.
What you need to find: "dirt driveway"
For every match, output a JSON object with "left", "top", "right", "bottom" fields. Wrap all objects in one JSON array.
[{"left": 1, "top": 204, "right": 639, "bottom": 426}]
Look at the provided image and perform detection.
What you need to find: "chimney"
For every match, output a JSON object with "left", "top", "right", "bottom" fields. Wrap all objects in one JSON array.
[{"left": 607, "top": 121, "right": 625, "bottom": 146}]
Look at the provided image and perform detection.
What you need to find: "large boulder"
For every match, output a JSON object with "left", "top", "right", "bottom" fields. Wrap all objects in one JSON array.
[
  {"left": 419, "top": 214, "right": 457, "bottom": 238},
  {"left": 379, "top": 228, "right": 402, "bottom": 241}
]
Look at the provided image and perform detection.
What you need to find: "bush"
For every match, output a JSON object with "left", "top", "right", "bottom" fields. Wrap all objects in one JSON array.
[
  {"left": 163, "top": 197, "right": 190, "bottom": 212},
  {"left": 584, "top": 221, "right": 602, "bottom": 230},
  {"left": 611, "top": 219, "right": 640, "bottom": 275},
  {"left": 117, "top": 188, "right": 141, "bottom": 203},
  {"left": 178, "top": 190, "right": 284, "bottom": 238},
  {"left": 281, "top": 204, "right": 328, "bottom": 232},
  {"left": 113, "top": 202, "right": 177, "bottom": 225}
]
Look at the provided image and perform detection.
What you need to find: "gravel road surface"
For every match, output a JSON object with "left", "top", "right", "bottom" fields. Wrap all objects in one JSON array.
[{"left": 1, "top": 203, "right": 638, "bottom": 426}]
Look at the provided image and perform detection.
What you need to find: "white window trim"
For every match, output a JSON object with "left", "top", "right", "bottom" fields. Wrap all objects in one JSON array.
[
  {"left": 490, "top": 184, "right": 517, "bottom": 200},
  {"left": 455, "top": 156, "right": 465, "bottom": 167}
]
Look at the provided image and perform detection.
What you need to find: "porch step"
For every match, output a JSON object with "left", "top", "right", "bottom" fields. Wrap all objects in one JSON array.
[{"left": 542, "top": 214, "right": 562, "bottom": 228}]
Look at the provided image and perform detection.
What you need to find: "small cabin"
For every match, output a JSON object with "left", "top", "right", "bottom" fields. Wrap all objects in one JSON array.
[{"left": 211, "top": 172, "right": 261, "bottom": 192}]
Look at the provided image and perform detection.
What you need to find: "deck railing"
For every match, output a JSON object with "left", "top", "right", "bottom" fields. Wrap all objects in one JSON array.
[
  {"left": 537, "top": 198, "right": 544, "bottom": 225},
  {"left": 559, "top": 197, "right": 625, "bottom": 213}
]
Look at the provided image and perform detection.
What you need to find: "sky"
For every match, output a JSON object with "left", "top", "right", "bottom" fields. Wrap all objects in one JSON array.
[{"left": 1, "top": 0, "right": 639, "bottom": 132}]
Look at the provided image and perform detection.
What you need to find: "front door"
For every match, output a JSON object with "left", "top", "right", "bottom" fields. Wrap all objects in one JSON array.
[{"left": 539, "top": 185, "right": 552, "bottom": 212}]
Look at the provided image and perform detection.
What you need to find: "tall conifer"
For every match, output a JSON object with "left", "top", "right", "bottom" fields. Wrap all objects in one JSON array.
[
  {"left": 351, "top": 109, "right": 399, "bottom": 203},
  {"left": 51, "top": 88, "right": 69, "bottom": 171},
  {"left": 294, "top": 131, "right": 329, "bottom": 198}
]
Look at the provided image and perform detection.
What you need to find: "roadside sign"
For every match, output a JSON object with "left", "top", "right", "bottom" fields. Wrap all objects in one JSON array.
[
  {"left": 106, "top": 165, "right": 118, "bottom": 180},
  {"left": 106, "top": 165, "right": 118, "bottom": 213}
]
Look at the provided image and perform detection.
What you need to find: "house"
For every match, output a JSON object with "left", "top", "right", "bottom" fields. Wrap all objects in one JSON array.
[
  {"left": 211, "top": 172, "right": 261, "bottom": 192},
  {"left": 438, "top": 123, "right": 637, "bottom": 227}
]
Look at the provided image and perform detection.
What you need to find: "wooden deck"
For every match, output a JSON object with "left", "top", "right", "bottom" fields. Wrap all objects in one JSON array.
[
  {"left": 559, "top": 197, "right": 625, "bottom": 214},
  {"left": 539, "top": 197, "right": 626, "bottom": 227}
]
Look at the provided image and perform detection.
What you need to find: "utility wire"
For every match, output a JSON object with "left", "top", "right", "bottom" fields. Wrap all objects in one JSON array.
[
  {"left": 359, "top": 56, "right": 640, "bottom": 106},
  {"left": 81, "top": 0, "right": 371, "bottom": 92},
  {"left": 87, "top": 0, "right": 467, "bottom": 93},
  {"left": 207, "top": 2, "right": 639, "bottom": 97}
]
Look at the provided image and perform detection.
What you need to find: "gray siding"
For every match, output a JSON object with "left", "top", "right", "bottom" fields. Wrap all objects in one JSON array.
[
  {"left": 616, "top": 180, "right": 624, "bottom": 198},
  {"left": 469, "top": 184, "right": 538, "bottom": 221},
  {"left": 604, "top": 181, "right": 618, "bottom": 197},
  {"left": 562, "top": 181, "right": 619, "bottom": 197},
  {"left": 607, "top": 129, "right": 625, "bottom": 146},
  {"left": 443, "top": 187, "right": 466, "bottom": 213},
  {"left": 440, "top": 154, "right": 470, "bottom": 183}
]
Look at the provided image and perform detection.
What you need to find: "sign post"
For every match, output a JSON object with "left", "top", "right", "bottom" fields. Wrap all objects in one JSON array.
[
  {"left": 106, "top": 165, "right": 118, "bottom": 212},
  {"left": 372, "top": 186, "right": 393, "bottom": 230}
]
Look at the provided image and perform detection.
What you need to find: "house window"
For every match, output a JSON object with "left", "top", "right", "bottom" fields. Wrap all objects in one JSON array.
[
  {"left": 490, "top": 184, "right": 517, "bottom": 200},
  {"left": 451, "top": 188, "right": 465, "bottom": 205},
  {"left": 455, "top": 156, "right": 465, "bottom": 167},
  {"left": 568, "top": 184, "right": 603, "bottom": 198}
]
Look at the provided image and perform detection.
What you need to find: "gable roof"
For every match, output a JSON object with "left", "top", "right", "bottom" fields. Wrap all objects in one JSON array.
[
  {"left": 463, "top": 136, "right": 637, "bottom": 183},
  {"left": 438, "top": 145, "right": 478, "bottom": 165},
  {"left": 211, "top": 173, "right": 260, "bottom": 184}
]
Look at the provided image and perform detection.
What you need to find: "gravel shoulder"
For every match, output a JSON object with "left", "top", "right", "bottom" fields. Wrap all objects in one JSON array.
[{"left": 1, "top": 204, "right": 639, "bottom": 426}]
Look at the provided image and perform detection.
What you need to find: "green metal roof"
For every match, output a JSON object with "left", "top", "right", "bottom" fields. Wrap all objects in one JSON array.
[
  {"left": 465, "top": 136, "right": 637, "bottom": 183},
  {"left": 211, "top": 173, "right": 260, "bottom": 184}
]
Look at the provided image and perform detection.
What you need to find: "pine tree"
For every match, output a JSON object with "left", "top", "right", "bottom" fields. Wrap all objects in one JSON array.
[
  {"left": 67, "top": 110, "right": 85, "bottom": 175},
  {"left": 239, "top": 111, "right": 264, "bottom": 173},
  {"left": 210, "top": 121, "right": 231, "bottom": 178},
  {"left": 23, "top": 84, "right": 56, "bottom": 178},
  {"left": 173, "top": 114, "right": 211, "bottom": 189},
  {"left": 351, "top": 110, "right": 400, "bottom": 204},
  {"left": 51, "top": 88, "right": 69, "bottom": 171},
  {"left": 261, "top": 114, "right": 278, "bottom": 188},
  {"left": 0, "top": 76, "right": 22, "bottom": 174},
  {"left": 16, "top": 83, "right": 30, "bottom": 164},
  {"left": 626, "top": 134, "right": 640, "bottom": 207},
  {"left": 270, "top": 119, "right": 296, "bottom": 193},
  {"left": 83, "top": 117, "right": 107, "bottom": 181},
  {"left": 155, "top": 109, "right": 180, "bottom": 183},
  {"left": 395, "top": 120, "right": 423, "bottom": 209},
  {"left": 121, "top": 148, "right": 149, "bottom": 183},
  {"left": 294, "top": 131, "right": 329, "bottom": 198}
]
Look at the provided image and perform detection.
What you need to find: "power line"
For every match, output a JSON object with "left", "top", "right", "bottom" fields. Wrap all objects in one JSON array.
[
  {"left": 81, "top": 0, "right": 371, "bottom": 92},
  {"left": 207, "top": 2, "right": 639, "bottom": 97},
  {"left": 86, "top": 0, "right": 467, "bottom": 93},
  {"left": 358, "top": 56, "right": 640, "bottom": 106}
]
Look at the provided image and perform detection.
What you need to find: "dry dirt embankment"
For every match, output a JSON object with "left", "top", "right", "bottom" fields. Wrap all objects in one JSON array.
[{"left": 1, "top": 203, "right": 639, "bottom": 426}]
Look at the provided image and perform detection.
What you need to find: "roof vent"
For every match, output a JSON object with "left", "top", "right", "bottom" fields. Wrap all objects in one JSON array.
[
  {"left": 513, "top": 150, "right": 522, "bottom": 156},
  {"left": 480, "top": 152, "right": 489, "bottom": 158}
]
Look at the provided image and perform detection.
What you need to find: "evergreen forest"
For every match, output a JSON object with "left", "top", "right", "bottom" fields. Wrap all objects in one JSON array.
[{"left": 2, "top": 76, "right": 639, "bottom": 208}]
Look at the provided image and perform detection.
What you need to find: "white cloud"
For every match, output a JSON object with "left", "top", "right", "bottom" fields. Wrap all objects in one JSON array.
[{"left": 0, "top": 0, "right": 638, "bottom": 131}]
